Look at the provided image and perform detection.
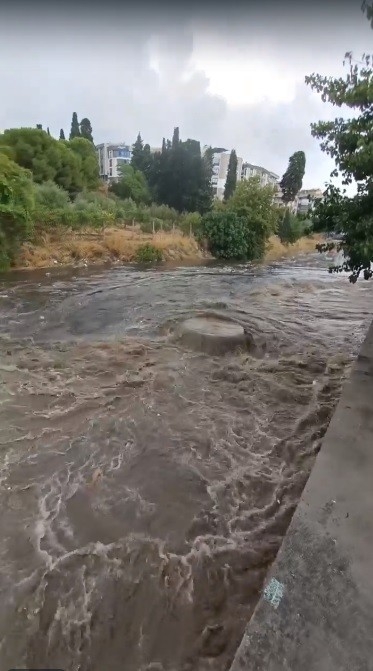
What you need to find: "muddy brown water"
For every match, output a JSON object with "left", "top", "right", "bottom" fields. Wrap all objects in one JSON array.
[{"left": 0, "top": 254, "right": 372, "bottom": 671}]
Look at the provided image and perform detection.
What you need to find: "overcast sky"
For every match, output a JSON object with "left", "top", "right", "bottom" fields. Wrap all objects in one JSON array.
[{"left": 0, "top": 0, "right": 371, "bottom": 189}]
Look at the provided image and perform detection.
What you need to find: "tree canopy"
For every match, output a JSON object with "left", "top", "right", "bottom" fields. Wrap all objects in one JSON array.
[
  {"left": 0, "top": 153, "right": 35, "bottom": 267},
  {"left": 0, "top": 128, "right": 99, "bottom": 195},
  {"left": 280, "top": 151, "right": 306, "bottom": 204},
  {"left": 80, "top": 118, "right": 94, "bottom": 143},
  {"left": 305, "top": 2, "right": 373, "bottom": 281},
  {"left": 109, "top": 164, "right": 151, "bottom": 204}
]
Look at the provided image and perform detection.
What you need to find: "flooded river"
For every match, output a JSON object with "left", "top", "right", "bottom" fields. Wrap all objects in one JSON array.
[{"left": 0, "top": 253, "right": 372, "bottom": 671}]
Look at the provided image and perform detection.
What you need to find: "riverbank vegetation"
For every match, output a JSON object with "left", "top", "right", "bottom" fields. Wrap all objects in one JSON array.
[
  {"left": 0, "top": 119, "right": 311, "bottom": 271},
  {"left": 16, "top": 226, "right": 321, "bottom": 270}
]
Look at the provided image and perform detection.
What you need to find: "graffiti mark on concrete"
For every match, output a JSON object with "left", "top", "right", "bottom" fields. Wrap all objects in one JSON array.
[{"left": 263, "top": 578, "right": 285, "bottom": 609}]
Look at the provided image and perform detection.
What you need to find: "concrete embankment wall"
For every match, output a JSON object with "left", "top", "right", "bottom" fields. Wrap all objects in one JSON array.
[{"left": 230, "top": 319, "right": 373, "bottom": 671}]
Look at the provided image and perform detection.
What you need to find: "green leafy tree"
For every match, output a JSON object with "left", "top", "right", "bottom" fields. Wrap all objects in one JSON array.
[
  {"left": 202, "top": 177, "right": 277, "bottom": 260},
  {"left": 79, "top": 117, "right": 94, "bottom": 143},
  {"left": 69, "top": 112, "right": 80, "bottom": 140},
  {"left": 0, "top": 128, "right": 61, "bottom": 183},
  {"left": 147, "top": 129, "right": 213, "bottom": 213},
  {"left": 280, "top": 151, "right": 306, "bottom": 204},
  {"left": 109, "top": 164, "right": 151, "bottom": 204},
  {"left": 59, "top": 129, "right": 65, "bottom": 141},
  {"left": 0, "top": 128, "right": 98, "bottom": 196},
  {"left": 224, "top": 149, "right": 238, "bottom": 201},
  {"left": 69, "top": 137, "right": 99, "bottom": 190},
  {"left": 200, "top": 211, "right": 249, "bottom": 259},
  {"left": 54, "top": 141, "right": 84, "bottom": 195},
  {"left": 226, "top": 176, "right": 278, "bottom": 259},
  {"left": 0, "top": 153, "right": 35, "bottom": 267},
  {"left": 305, "top": 2, "right": 373, "bottom": 281}
]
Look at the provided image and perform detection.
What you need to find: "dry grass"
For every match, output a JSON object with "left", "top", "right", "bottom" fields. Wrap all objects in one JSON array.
[
  {"left": 264, "top": 234, "right": 323, "bottom": 263},
  {"left": 16, "top": 227, "right": 324, "bottom": 270},
  {"left": 17, "top": 227, "right": 206, "bottom": 269}
]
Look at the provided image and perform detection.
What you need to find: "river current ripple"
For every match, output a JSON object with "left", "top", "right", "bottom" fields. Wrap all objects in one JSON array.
[{"left": 0, "top": 254, "right": 371, "bottom": 671}]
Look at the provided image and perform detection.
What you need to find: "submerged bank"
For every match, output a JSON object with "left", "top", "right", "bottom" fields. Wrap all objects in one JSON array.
[{"left": 14, "top": 226, "right": 323, "bottom": 270}]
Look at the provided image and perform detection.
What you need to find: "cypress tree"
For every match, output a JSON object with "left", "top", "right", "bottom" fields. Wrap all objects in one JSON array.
[
  {"left": 69, "top": 112, "right": 80, "bottom": 140},
  {"left": 280, "top": 151, "right": 306, "bottom": 204},
  {"left": 131, "top": 132, "right": 144, "bottom": 171},
  {"left": 59, "top": 129, "right": 65, "bottom": 141},
  {"left": 172, "top": 127, "right": 180, "bottom": 148},
  {"left": 224, "top": 149, "right": 238, "bottom": 201}
]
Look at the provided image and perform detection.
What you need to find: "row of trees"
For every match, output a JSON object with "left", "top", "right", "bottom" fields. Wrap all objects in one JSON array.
[
  {"left": 37, "top": 114, "right": 95, "bottom": 143},
  {"left": 0, "top": 120, "right": 310, "bottom": 269},
  {"left": 127, "top": 129, "right": 214, "bottom": 213}
]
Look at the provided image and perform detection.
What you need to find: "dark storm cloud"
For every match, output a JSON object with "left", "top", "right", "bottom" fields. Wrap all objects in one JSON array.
[{"left": 0, "top": 0, "right": 371, "bottom": 187}]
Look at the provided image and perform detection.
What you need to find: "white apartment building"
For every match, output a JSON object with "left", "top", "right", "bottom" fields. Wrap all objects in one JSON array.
[
  {"left": 96, "top": 142, "right": 132, "bottom": 182},
  {"left": 211, "top": 149, "right": 243, "bottom": 200},
  {"left": 241, "top": 162, "right": 279, "bottom": 187}
]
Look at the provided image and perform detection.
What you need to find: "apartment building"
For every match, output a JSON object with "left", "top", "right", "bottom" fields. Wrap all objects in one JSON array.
[
  {"left": 211, "top": 149, "right": 243, "bottom": 200},
  {"left": 241, "top": 162, "right": 279, "bottom": 187},
  {"left": 96, "top": 142, "right": 132, "bottom": 181},
  {"left": 273, "top": 184, "right": 298, "bottom": 214},
  {"left": 273, "top": 185, "right": 324, "bottom": 215},
  {"left": 296, "top": 188, "right": 324, "bottom": 214}
]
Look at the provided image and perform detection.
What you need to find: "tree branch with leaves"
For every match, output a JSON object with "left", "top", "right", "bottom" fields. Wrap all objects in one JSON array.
[{"left": 305, "top": 1, "right": 373, "bottom": 282}]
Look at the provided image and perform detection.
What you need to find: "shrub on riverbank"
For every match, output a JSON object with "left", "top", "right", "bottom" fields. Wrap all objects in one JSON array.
[
  {"left": 30, "top": 185, "right": 200, "bottom": 234},
  {"left": 0, "top": 154, "right": 35, "bottom": 269},
  {"left": 200, "top": 211, "right": 249, "bottom": 260},
  {"left": 201, "top": 176, "right": 278, "bottom": 261},
  {"left": 135, "top": 243, "right": 163, "bottom": 263},
  {"left": 277, "top": 208, "right": 307, "bottom": 245}
]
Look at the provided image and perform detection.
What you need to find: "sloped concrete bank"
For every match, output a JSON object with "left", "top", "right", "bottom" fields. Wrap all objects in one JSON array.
[{"left": 229, "top": 318, "right": 373, "bottom": 671}]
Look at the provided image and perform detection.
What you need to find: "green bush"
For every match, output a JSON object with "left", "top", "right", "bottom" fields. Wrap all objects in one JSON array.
[
  {"left": 179, "top": 211, "right": 202, "bottom": 236},
  {"left": 135, "top": 243, "right": 163, "bottom": 263},
  {"left": 148, "top": 203, "right": 178, "bottom": 222},
  {"left": 33, "top": 181, "right": 71, "bottom": 209},
  {"left": 201, "top": 211, "right": 249, "bottom": 260},
  {"left": 225, "top": 177, "right": 277, "bottom": 260},
  {"left": 0, "top": 153, "right": 35, "bottom": 267}
]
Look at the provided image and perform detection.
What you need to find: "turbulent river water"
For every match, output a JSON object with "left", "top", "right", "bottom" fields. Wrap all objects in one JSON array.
[{"left": 0, "top": 253, "right": 372, "bottom": 671}]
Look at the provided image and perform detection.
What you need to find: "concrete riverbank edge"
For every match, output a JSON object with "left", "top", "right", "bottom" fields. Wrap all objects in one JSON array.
[{"left": 229, "top": 318, "right": 373, "bottom": 671}]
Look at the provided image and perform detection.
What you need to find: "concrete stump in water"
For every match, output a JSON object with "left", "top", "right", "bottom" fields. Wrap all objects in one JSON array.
[{"left": 179, "top": 317, "right": 246, "bottom": 355}]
